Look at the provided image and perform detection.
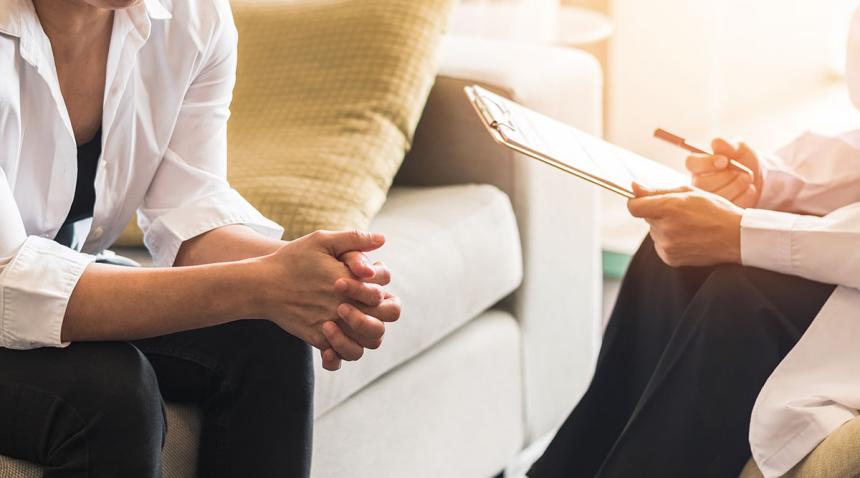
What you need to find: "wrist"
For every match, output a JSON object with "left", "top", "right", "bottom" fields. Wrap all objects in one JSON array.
[
  {"left": 727, "top": 209, "right": 744, "bottom": 264},
  {"left": 211, "top": 258, "right": 272, "bottom": 320}
]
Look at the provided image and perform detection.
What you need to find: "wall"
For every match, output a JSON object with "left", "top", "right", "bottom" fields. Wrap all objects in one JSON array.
[{"left": 607, "top": 0, "right": 858, "bottom": 169}]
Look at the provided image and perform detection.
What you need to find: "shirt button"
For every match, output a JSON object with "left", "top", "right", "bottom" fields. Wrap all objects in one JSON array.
[{"left": 91, "top": 227, "right": 104, "bottom": 240}]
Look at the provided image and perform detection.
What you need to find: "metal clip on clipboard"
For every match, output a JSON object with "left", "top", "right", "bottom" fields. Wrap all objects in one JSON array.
[{"left": 467, "top": 86, "right": 517, "bottom": 138}]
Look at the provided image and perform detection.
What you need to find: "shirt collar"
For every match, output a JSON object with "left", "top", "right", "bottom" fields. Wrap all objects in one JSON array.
[
  {"left": 143, "top": 0, "right": 172, "bottom": 21},
  {"left": 0, "top": 0, "right": 172, "bottom": 39}
]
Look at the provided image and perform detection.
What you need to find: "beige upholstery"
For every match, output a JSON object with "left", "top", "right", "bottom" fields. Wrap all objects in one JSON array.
[
  {"left": 397, "top": 35, "right": 604, "bottom": 441},
  {"left": 740, "top": 417, "right": 860, "bottom": 478}
]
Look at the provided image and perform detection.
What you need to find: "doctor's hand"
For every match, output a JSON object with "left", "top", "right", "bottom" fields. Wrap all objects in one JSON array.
[
  {"left": 628, "top": 183, "right": 743, "bottom": 267},
  {"left": 686, "top": 138, "right": 763, "bottom": 208}
]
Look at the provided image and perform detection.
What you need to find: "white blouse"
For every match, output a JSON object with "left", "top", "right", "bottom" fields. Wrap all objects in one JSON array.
[
  {"left": 743, "top": 7, "right": 860, "bottom": 476},
  {"left": 0, "top": 0, "right": 282, "bottom": 349}
]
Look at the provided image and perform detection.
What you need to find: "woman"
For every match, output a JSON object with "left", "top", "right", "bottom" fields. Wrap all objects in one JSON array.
[
  {"left": 530, "top": 11, "right": 860, "bottom": 477},
  {"left": 0, "top": 0, "right": 401, "bottom": 477}
]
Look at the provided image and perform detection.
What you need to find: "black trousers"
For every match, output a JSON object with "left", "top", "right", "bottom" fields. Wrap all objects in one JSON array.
[
  {"left": 0, "top": 320, "right": 313, "bottom": 478},
  {"left": 529, "top": 237, "right": 836, "bottom": 478}
]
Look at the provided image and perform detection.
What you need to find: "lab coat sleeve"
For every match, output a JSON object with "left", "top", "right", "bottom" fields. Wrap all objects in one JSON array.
[
  {"left": 138, "top": 2, "right": 283, "bottom": 267},
  {"left": 742, "top": 202, "right": 860, "bottom": 290},
  {"left": 0, "top": 167, "right": 95, "bottom": 349},
  {"left": 757, "top": 129, "right": 860, "bottom": 216}
]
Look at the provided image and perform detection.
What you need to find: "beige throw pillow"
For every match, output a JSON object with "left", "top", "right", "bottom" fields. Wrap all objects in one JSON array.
[{"left": 229, "top": 0, "right": 455, "bottom": 239}]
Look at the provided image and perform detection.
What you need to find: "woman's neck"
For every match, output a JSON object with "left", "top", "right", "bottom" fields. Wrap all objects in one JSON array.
[{"left": 32, "top": 0, "right": 114, "bottom": 62}]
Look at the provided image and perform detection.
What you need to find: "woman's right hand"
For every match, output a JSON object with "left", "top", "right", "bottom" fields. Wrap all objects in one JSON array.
[
  {"left": 254, "top": 230, "right": 397, "bottom": 370},
  {"left": 686, "top": 138, "right": 763, "bottom": 208}
]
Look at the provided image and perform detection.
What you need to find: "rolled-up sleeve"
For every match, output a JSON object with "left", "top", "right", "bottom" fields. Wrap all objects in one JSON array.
[
  {"left": 0, "top": 168, "right": 95, "bottom": 349},
  {"left": 138, "top": 4, "right": 282, "bottom": 267},
  {"left": 741, "top": 203, "right": 860, "bottom": 290}
]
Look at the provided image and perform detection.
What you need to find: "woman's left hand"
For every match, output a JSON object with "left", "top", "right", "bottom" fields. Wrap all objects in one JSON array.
[{"left": 627, "top": 183, "right": 744, "bottom": 267}]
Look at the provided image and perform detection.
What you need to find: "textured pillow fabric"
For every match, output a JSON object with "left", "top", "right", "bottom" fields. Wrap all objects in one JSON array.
[
  {"left": 115, "top": 0, "right": 454, "bottom": 245},
  {"left": 228, "top": 0, "right": 455, "bottom": 239}
]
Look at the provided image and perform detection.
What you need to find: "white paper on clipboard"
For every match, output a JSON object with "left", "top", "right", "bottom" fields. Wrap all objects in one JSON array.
[{"left": 465, "top": 85, "right": 689, "bottom": 198}]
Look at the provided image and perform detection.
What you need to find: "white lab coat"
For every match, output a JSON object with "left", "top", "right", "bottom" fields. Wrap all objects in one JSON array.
[{"left": 744, "top": 8, "right": 860, "bottom": 476}]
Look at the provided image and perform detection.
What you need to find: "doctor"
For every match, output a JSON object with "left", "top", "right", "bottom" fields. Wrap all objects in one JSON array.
[{"left": 529, "top": 8, "right": 860, "bottom": 478}]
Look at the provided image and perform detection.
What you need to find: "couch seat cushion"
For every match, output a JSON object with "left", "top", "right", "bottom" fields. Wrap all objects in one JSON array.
[{"left": 313, "top": 184, "right": 523, "bottom": 416}]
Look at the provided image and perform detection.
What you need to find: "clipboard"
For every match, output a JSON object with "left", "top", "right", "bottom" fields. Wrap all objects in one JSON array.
[{"left": 465, "top": 85, "right": 689, "bottom": 198}]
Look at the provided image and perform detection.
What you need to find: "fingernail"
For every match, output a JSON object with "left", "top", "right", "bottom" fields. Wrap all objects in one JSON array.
[
  {"left": 714, "top": 156, "right": 728, "bottom": 168},
  {"left": 337, "top": 303, "right": 350, "bottom": 317}
]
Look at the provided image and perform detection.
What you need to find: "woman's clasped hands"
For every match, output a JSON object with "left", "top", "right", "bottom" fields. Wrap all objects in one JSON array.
[{"left": 254, "top": 230, "right": 401, "bottom": 371}]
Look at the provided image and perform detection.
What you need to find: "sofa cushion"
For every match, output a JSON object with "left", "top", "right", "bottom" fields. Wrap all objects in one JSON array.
[
  {"left": 313, "top": 311, "right": 525, "bottom": 478},
  {"left": 313, "top": 184, "right": 523, "bottom": 416}
]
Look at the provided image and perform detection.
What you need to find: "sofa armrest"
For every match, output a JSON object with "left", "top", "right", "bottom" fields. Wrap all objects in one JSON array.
[{"left": 395, "top": 35, "right": 603, "bottom": 443}]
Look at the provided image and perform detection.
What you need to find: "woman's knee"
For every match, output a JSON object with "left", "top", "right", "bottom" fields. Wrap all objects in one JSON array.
[
  {"left": 19, "top": 343, "right": 166, "bottom": 474},
  {"left": 225, "top": 321, "right": 314, "bottom": 396},
  {"left": 75, "top": 343, "right": 165, "bottom": 446}
]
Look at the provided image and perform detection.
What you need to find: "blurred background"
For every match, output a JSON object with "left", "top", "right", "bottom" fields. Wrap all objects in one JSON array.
[{"left": 450, "top": 0, "right": 860, "bottom": 256}]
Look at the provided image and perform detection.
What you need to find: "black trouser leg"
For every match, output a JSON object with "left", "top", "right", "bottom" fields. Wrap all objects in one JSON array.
[
  {"left": 529, "top": 237, "right": 835, "bottom": 478},
  {"left": 134, "top": 320, "right": 314, "bottom": 478},
  {"left": 0, "top": 343, "right": 165, "bottom": 478}
]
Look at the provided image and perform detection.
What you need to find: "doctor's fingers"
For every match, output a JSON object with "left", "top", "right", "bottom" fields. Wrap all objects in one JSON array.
[
  {"left": 713, "top": 172, "right": 753, "bottom": 199},
  {"left": 686, "top": 153, "right": 729, "bottom": 174},
  {"left": 692, "top": 169, "right": 739, "bottom": 193},
  {"left": 713, "top": 137, "right": 757, "bottom": 163},
  {"left": 628, "top": 195, "right": 680, "bottom": 218},
  {"left": 712, "top": 137, "right": 739, "bottom": 156},
  {"left": 732, "top": 185, "right": 759, "bottom": 208}
]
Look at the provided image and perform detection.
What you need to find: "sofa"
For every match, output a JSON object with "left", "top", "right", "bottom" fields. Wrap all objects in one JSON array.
[{"left": 0, "top": 34, "right": 603, "bottom": 477}]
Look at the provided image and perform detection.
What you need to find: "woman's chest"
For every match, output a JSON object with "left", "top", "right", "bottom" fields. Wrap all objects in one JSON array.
[
  {"left": 0, "top": 51, "right": 186, "bottom": 241},
  {"left": 56, "top": 56, "right": 107, "bottom": 145}
]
